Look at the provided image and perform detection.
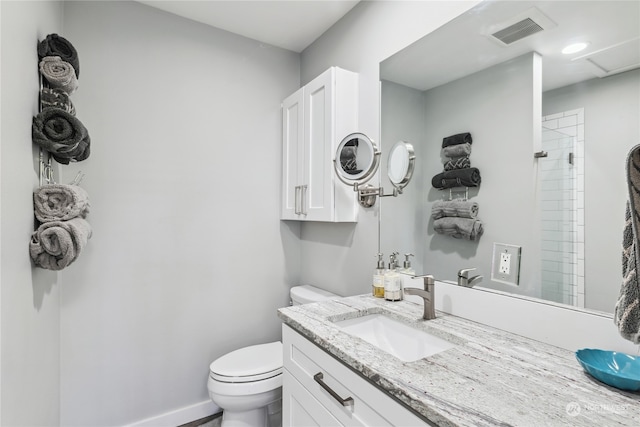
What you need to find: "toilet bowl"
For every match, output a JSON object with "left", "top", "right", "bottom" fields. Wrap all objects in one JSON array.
[{"left": 207, "top": 285, "right": 338, "bottom": 427}]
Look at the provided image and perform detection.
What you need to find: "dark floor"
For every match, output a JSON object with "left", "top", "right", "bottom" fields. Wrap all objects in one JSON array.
[{"left": 177, "top": 412, "right": 222, "bottom": 427}]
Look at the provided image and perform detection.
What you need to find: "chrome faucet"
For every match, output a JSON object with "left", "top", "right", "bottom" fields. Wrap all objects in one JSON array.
[
  {"left": 404, "top": 275, "right": 436, "bottom": 320},
  {"left": 458, "top": 268, "right": 483, "bottom": 287}
]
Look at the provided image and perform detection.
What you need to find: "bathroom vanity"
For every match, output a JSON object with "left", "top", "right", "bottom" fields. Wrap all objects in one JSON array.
[{"left": 278, "top": 295, "right": 639, "bottom": 426}]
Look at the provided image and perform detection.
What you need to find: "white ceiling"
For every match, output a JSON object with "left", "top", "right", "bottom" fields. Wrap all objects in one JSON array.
[
  {"left": 381, "top": 1, "right": 640, "bottom": 92},
  {"left": 137, "top": 0, "right": 360, "bottom": 53}
]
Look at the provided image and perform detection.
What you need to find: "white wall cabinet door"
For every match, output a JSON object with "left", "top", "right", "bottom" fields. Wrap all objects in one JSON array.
[
  {"left": 281, "top": 88, "right": 304, "bottom": 220},
  {"left": 281, "top": 67, "right": 358, "bottom": 222}
]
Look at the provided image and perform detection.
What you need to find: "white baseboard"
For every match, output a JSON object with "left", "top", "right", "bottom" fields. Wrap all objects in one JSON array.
[{"left": 123, "top": 400, "right": 220, "bottom": 427}]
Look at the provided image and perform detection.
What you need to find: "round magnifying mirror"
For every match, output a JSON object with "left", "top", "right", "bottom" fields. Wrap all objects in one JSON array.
[
  {"left": 334, "top": 133, "right": 380, "bottom": 186},
  {"left": 387, "top": 141, "right": 415, "bottom": 192}
]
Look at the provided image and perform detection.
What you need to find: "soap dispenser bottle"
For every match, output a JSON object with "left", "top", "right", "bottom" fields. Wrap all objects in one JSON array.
[
  {"left": 384, "top": 253, "right": 402, "bottom": 301},
  {"left": 373, "top": 253, "right": 385, "bottom": 298},
  {"left": 400, "top": 253, "right": 415, "bottom": 275}
]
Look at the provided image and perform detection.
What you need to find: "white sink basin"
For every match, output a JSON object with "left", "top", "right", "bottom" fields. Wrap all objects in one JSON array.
[{"left": 334, "top": 314, "right": 455, "bottom": 362}]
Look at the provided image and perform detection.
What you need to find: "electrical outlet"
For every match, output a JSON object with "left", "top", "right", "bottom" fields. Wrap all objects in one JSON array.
[
  {"left": 499, "top": 253, "right": 511, "bottom": 274},
  {"left": 491, "top": 243, "right": 521, "bottom": 286}
]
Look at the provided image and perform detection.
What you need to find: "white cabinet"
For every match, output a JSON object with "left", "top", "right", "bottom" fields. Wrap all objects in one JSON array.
[
  {"left": 281, "top": 67, "right": 358, "bottom": 222},
  {"left": 282, "top": 325, "right": 426, "bottom": 427}
]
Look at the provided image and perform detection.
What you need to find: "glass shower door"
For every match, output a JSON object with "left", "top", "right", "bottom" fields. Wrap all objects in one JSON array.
[{"left": 539, "top": 127, "right": 578, "bottom": 305}]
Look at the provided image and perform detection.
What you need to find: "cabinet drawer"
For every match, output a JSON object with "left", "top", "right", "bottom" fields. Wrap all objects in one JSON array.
[
  {"left": 282, "top": 324, "right": 426, "bottom": 427},
  {"left": 283, "top": 370, "right": 342, "bottom": 427}
]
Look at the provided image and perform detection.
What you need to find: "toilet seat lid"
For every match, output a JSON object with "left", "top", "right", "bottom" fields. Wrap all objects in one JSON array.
[{"left": 210, "top": 341, "right": 283, "bottom": 383}]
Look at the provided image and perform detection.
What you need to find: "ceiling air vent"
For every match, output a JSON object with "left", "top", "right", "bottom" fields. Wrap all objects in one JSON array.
[
  {"left": 486, "top": 7, "right": 556, "bottom": 46},
  {"left": 491, "top": 18, "right": 544, "bottom": 45}
]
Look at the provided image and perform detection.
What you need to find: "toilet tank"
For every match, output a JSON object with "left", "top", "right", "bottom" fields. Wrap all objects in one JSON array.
[{"left": 290, "top": 285, "right": 338, "bottom": 305}]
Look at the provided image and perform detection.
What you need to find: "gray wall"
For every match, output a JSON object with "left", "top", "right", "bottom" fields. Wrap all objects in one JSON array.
[
  {"left": 417, "top": 53, "right": 542, "bottom": 295},
  {"left": 59, "top": 2, "right": 300, "bottom": 425},
  {"left": 0, "top": 1, "right": 483, "bottom": 424},
  {"left": 543, "top": 69, "right": 640, "bottom": 312},
  {"left": 0, "top": 1, "right": 63, "bottom": 425},
  {"left": 299, "top": 1, "right": 479, "bottom": 297},
  {"left": 379, "top": 81, "right": 426, "bottom": 268}
]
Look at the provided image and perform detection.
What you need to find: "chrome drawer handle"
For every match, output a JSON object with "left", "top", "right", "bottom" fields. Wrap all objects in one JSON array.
[{"left": 313, "top": 372, "right": 354, "bottom": 407}]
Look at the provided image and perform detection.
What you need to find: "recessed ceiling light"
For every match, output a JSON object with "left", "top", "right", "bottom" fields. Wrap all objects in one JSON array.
[{"left": 562, "top": 42, "right": 590, "bottom": 55}]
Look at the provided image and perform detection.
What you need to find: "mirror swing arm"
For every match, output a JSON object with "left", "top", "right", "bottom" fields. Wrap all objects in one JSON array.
[
  {"left": 353, "top": 181, "right": 401, "bottom": 208},
  {"left": 334, "top": 133, "right": 415, "bottom": 208}
]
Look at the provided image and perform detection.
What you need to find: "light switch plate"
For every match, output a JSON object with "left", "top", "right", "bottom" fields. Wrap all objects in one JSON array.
[{"left": 491, "top": 243, "right": 521, "bottom": 286}]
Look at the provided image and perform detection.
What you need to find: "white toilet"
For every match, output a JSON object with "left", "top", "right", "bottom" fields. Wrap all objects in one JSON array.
[{"left": 207, "top": 285, "right": 338, "bottom": 427}]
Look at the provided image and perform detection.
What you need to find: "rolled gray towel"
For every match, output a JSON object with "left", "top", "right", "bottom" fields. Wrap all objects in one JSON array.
[
  {"left": 34, "top": 184, "right": 90, "bottom": 222},
  {"left": 614, "top": 144, "right": 640, "bottom": 343},
  {"left": 432, "top": 168, "right": 481, "bottom": 189},
  {"left": 431, "top": 200, "right": 478, "bottom": 220},
  {"left": 32, "top": 107, "right": 91, "bottom": 164},
  {"left": 39, "top": 56, "right": 78, "bottom": 94},
  {"left": 442, "top": 132, "right": 472, "bottom": 148},
  {"left": 38, "top": 33, "right": 80, "bottom": 78},
  {"left": 443, "top": 143, "right": 471, "bottom": 158},
  {"left": 444, "top": 156, "right": 470, "bottom": 171},
  {"left": 433, "top": 217, "right": 483, "bottom": 241},
  {"left": 40, "top": 87, "right": 75, "bottom": 115},
  {"left": 29, "top": 218, "right": 92, "bottom": 270}
]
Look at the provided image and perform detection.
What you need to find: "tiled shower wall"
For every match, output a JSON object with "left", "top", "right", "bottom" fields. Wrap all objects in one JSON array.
[{"left": 540, "top": 108, "right": 585, "bottom": 306}]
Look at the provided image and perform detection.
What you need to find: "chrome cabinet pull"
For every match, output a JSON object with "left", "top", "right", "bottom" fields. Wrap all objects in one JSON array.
[
  {"left": 301, "top": 185, "right": 308, "bottom": 215},
  {"left": 313, "top": 372, "right": 354, "bottom": 407},
  {"left": 294, "top": 186, "right": 301, "bottom": 214}
]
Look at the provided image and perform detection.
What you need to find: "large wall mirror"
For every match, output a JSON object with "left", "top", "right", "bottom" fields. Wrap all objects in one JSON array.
[{"left": 380, "top": 0, "right": 640, "bottom": 314}]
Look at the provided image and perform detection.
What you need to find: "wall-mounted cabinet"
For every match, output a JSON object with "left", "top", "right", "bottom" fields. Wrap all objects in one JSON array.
[{"left": 281, "top": 67, "right": 358, "bottom": 222}]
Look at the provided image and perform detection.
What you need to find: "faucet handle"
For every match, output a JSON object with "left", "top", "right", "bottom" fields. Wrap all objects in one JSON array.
[
  {"left": 410, "top": 274, "right": 434, "bottom": 289},
  {"left": 458, "top": 268, "right": 476, "bottom": 278}
]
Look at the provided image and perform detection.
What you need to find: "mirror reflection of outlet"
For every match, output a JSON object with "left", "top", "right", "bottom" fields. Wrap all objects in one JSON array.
[
  {"left": 499, "top": 253, "right": 511, "bottom": 274},
  {"left": 492, "top": 243, "right": 521, "bottom": 286}
]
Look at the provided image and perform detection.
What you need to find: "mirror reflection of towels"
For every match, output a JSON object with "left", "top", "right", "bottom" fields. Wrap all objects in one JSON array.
[
  {"left": 340, "top": 138, "right": 362, "bottom": 175},
  {"left": 431, "top": 200, "right": 478, "bottom": 220},
  {"left": 442, "top": 132, "right": 472, "bottom": 148},
  {"left": 444, "top": 156, "right": 470, "bottom": 171},
  {"left": 442, "top": 143, "right": 471, "bottom": 158},
  {"left": 433, "top": 217, "right": 483, "bottom": 241},
  {"left": 432, "top": 168, "right": 481, "bottom": 189}
]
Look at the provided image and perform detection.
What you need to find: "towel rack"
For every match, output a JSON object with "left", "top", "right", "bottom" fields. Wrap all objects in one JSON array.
[
  {"left": 442, "top": 186, "right": 469, "bottom": 201},
  {"left": 37, "top": 73, "right": 55, "bottom": 186}
]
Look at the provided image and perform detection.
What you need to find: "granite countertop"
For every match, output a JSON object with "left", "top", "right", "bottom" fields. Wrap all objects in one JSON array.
[{"left": 278, "top": 294, "right": 640, "bottom": 427}]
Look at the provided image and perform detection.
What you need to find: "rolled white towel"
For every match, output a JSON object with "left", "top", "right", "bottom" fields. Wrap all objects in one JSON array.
[
  {"left": 433, "top": 217, "right": 483, "bottom": 241},
  {"left": 39, "top": 56, "right": 78, "bottom": 94},
  {"left": 34, "top": 184, "right": 90, "bottom": 222},
  {"left": 29, "top": 218, "right": 92, "bottom": 270},
  {"left": 431, "top": 200, "right": 478, "bottom": 220},
  {"left": 442, "top": 143, "right": 471, "bottom": 158}
]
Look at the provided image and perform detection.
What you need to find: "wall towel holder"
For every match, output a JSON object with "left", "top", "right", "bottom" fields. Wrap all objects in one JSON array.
[
  {"left": 442, "top": 186, "right": 469, "bottom": 201},
  {"left": 38, "top": 73, "right": 55, "bottom": 186}
]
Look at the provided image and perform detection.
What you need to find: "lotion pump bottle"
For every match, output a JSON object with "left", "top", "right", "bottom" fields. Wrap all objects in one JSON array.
[
  {"left": 373, "top": 253, "right": 385, "bottom": 298},
  {"left": 400, "top": 253, "right": 415, "bottom": 275},
  {"left": 384, "top": 253, "right": 402, "bottom": 301}
]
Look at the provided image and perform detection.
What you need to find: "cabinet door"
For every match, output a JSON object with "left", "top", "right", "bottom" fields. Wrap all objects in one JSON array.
[
  {"left": 283, "top": 325, "right": 427, "bottom": 426},
  {"left": 303, "top": 68, "right": 334, "bottom": 221},
  {"left": 281, "top": 89, "right": 304, "bottom": 220},
  {"left": 283, "top": 370, "right": 343, "bottom": 427}
]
